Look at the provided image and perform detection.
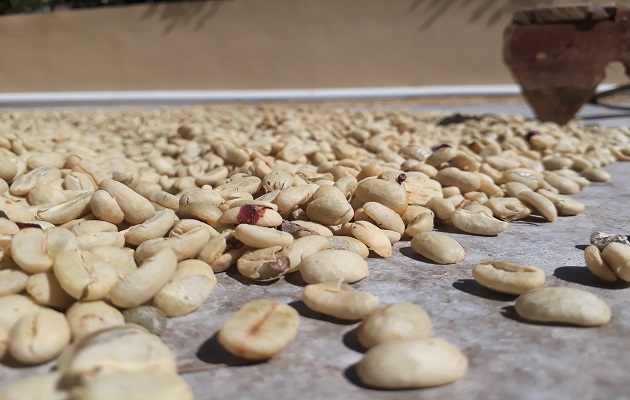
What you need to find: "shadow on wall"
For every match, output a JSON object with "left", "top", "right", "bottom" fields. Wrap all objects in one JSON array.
[
  {"left": 138, "top": 0, "right": 566, "bottom": 34},
  {"left": 140, "top": 0, "right": 230, "bottom": 33},
  {"left": 410, "top": 0, "right": 554, "bottom": 30}
]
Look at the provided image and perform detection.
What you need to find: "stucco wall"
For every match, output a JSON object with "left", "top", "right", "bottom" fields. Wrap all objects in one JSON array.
[{"left": 0, "top": 0, "right": 626, "bottom": 92}]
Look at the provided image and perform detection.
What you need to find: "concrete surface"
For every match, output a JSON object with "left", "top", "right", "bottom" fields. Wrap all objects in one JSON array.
[{"left": 0, "top": 104, "right": 629, "bottom": 399}]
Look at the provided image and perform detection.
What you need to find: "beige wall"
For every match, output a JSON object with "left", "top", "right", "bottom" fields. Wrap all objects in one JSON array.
[{"left": 0, "top": 0, "right": 626, "bottom": 92}]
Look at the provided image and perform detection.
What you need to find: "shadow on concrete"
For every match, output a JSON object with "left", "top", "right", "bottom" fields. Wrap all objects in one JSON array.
[
  {"left": 452, "top": 279, "right": 518, "bottom": 301},
  {"left": 499, "top": 306, "right": 529, "bottom": 323},
  {"left": 283, "top": 271, "right": 307, "bottom": 287},
  {"left": 289, "top": 301, "right": 358, "bottom": 326},
  {"left": 196, "top": 332, "right": 265, "bottom": 367},
  {"left": 554, "top": 266, "right": 630, "bottom": 289},
  {"left": 226, "top": 268, "right": 279, "bottom": 287},
  {"left": 0, "top": 353, "right": 39, "bottom": 369},
  {"left": 399, "top": 246, "right": 441, "bottom": 265},
  {"left": 574, "top": 244, "right": 589, "bottom": 251},
  {"left": 342, "top": 327, "right": 366, "bottom": 353}
]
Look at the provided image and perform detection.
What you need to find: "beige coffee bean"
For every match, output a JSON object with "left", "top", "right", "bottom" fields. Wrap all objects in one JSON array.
[
  {"left": 382, "top": 229, "right": 401, "bottom": 244},
  {"left": 515, "top": 287, "right": 611, "bottom": 326},
  {"left": 436, "top": 167, "right": 481, "bottom": 193},
  {"left": 303, "top": 281, "right": 379, "bottom": 320},
  {"left": 410, "top": 232, "right": 465, "bottom": 265},
  {"left": 59, "top": 324, "right": 177, "bottom": 382},
  {"left": 478, "top": 178, "right": 503, "bottom": 198},
  {"left": 517, "top": 190, "right": 557, "bottom": 221},
  {"left": 0, "top": 218, "right": 19, "bottom": 235},
  {"left": 197, "top": 230, "right": 247, "bottom": 273},
  {"left": 273, "top": 184, "right": 318, "bottom": 215},
  {"left": 427, "top": 197, "right": 455, "bottom": 223},
  {"left": 99, "top": 179, "right": 156, "bottom": 224},
  {"left": 305, "top": 196, "right": 354, "bottom": 226},
  {"left": 362, "top": 201, "right": 405, "bottom": 235},
  {"left": 153, "top": 261, "right": 217, "bottom": 316},
  {"left": 584, "top": 245, "right": 617, "bottom": 283},
  {"left": 0, "top": 372, "right": 67, "bottom": 400},
  {"left": 350, "top": 220, "right": 392, "bottom": 258},
  {"left": 0, "top": 196, "right": 35, "bottom": 222},
  {"left": 109, "top": 248, "right": 176, "bottom": 308},
  {"left": 357, "top": 338, "right": 468, "bottom": 389},
  {"left": 74, "top": 159, "right": 112, "bottom": 184},
  {"left": 472, "top": 260, "right": 545, "bottom": 294},
  {"left": 464, "top": 191, "right": 488, "bottom": 204},
  {"left": 90, "top": 246, "right": 137, "bottom": 277},
  {"left": 28, "top": 151, "right": 66, "bottom": 169},
  {"left": 238, "top": 246, "right": 290, "bottom": 281},
  {"left": 218, "top": 299, "right": 300, "bottom": 360},
  {"left": 215, "top": 176, "right": 262, "bottom": 198},
  {"left": 179, "top": 188, "right": 223, "bottom": 208},
  {"left": 70, "top": 220, "right": 117, "bottom": 236},
  {"left": 0, "top": 321, "right": 8, "bottom": 359},
  {"left": 174, "top": 259, "right": 216, "bottom": 280},
  {"left": 262, "top": 170, "right": 294, "bottom": 191},
  {"left": 441, "top": 186, "right": 461, "bottom": 198},
  {"left": 69, "top": 371, "right": 193, "bottom": 400},
  {"left": 178, "top": 201, "right": 223, "bottom": 227},
  {"left": 581, "top": 167, "right": 611, "bottom": 182},
  {"left": 279, "top": 235, "right": 330, "bottom": 273},
  {"left": 503, "top": 168, "right": 541, "bottom": 190},
  {"left": 37, "top": 192, "right": 93, "bottom": 225},
  {"left": 11, "top": 227, "right": 78, "bottom": 273},
  {"left": 504, "top": 181, "right": 533, "bottom": 198},
  {"left": 0, "top": 152, "right": 18, "bottom": 182},
  {"left": 122, "top": 306, "right": 168, "bottom": 336},
  {"left": 77, "top": 231, "right": 125, "bottom": 250},
  {"left": 537, "top": 189, "right": 585, "bottom": 216},
  {"left": 134, "top": 226, "right": 212, "bottom": 262},
  {"left": 326, "top": 236, "right": 370, "bottom": 258},
  {"left": 9, "top": 308, "right": 71, "bottom": 364},
  {"left": 459, "top": 200, "right": 492, "bottom": 217},
  {"left": 90, "top": 189, "right": 125, "bottom": 224},
  {"left": 26, "top": 272, "right": 75, "bottom": 309},
  {"left": 451, "top": 208, "right": 509, "bottom": 236},
  {"left": 426, "top": 146, "right": 458, "bottom": 166},
  {"left": 300, "top": 249, "right": 368, "bottom": 284},
  {"left": 234, "top": 224, "right": 293, "bottom": 249},
  {"left": 354, "top": 178, "right": 408, "bottom": 216},
  {"left": 404, "top": 212, "right": 434, "bottom": 237},
  {"left": 0, "top": 294, "right": 40, "bottom": 330},
  {"left": 486, "top": 197, "right": 530, "bottom": 221},
  {"left": 66, "top": 301, "right": 125, "bottom": 339},
  {"left": 601, "top": 242, "right": 630, "bottom": 282},
  {"left": 290, "top": 220, "right": 333, "bottom": 237},
  {"left": 542, "top": 171, "right": 580, "bottom": 194},
  {"left": 53, "top": 249, "right": 118, "bottom": 301},
  {"left": 357, "top": 303, "right": 432, "bottom": 349},
  {"left": 125, "top": 208, "right": 176, "bottom": 246},
  {"left": 170, "top": 218, "right": 219, "bottom": 238},
  {"left": 0, "top": 266, "right": 28, "bottom": 297},
  {"left": 27, "top": 185, "right": 66, "bottom": 205},
  {"left": 10, "top": 167, "right": 61, "bottom": 196},
  {"left": 334, "top": 176, "right": 358, "bottom": 199},
  {"left": 219, "top": 204, "right": 283, "bottom": 227},
  {"left": 228, "top": 199, "right": 278, "bottom": 212}
]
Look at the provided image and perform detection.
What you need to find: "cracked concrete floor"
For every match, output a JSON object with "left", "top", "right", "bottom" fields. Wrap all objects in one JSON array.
[{"left": 0, "top": 104, "right": 629, "bottom": 400}]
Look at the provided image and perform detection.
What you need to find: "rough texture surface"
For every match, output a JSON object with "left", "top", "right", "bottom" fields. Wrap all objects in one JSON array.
[{"left": 0, "top": 105, "right": 629, "bottom": 399}]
